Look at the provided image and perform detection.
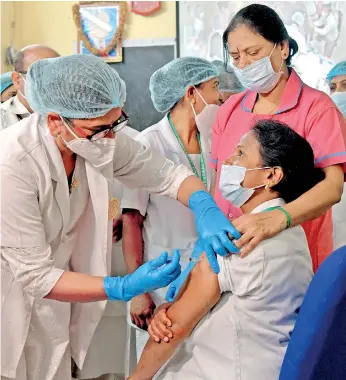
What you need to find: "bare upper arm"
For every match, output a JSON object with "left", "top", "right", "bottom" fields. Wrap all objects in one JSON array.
[
  {"left": 210, "top": 169, "right": 217, "bottom": 197},
  {"left": 167, "top": 253, "right": 221, "bottom": 338},
  {"left": 322, "top": 165, "right": 344, "bottom": 201},
  {"left": 122, "top": 208, "right": 145, "bottom": 227}
]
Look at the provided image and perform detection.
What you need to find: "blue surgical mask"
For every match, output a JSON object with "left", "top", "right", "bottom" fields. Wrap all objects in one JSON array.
[
  {"left": 232, "top": 44, "right": 283, "bottom": 94},
  {"left": 219, "top": 164, "right": 271, "bottom": 207},
  {"left": 331, "top": 92, "right": 346, "bottom": 118}
]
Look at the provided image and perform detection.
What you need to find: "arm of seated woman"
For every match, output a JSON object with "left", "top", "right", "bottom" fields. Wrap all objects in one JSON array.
[{"left": 129, "top": 253, "right": 221, "bottom": 380}]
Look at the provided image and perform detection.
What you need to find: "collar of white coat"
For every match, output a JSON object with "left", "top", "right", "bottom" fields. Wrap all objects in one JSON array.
[
  {"left": 10, "top": 95, "right": 30, "bottom": 116},
  {"left": 250, "top": 198, "right": 286, "bottom": 214},
  {"left": 37, "top": 115, "right": 65, "bottom": 182},
  {"left": 160, "top": 114, "right": 189, "bottom": 154}
]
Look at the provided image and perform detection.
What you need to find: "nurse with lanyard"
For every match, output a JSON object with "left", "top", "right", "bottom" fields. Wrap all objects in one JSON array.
[
  {"left": 210, "top": 4, "right": 346, "bottom": 271},
  {"left": 122, "top": 57, "right": 222, "bottom": 357}
]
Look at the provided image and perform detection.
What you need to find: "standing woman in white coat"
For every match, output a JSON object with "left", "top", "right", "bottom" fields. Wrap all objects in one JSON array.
[
  {"left": 0, "top": 55, "right": 240, "bottom": 380},
  {"left": 121, "top": 57, "right": 222, "bottom": 359}
]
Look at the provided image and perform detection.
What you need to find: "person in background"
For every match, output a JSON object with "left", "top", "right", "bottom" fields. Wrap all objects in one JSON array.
[
  {"left": 0, "top": 54, "right": 239, "bottom": 380},
  {"left": 129, "top": 120, "right": 320, "bottom": 380},
  {"left": 0, "top": 72, "right": 16, "bottom": 103},
  {"left": 0, "top": 44, "right": 59, "bottom": 129},
  {"left": 77, "top": 124, "right": 139, "bottom": 380},
  {"left": 312, "top": 1, "right": 339, "bottom": 58},
  {"left": 121, "top": 57, "right": 222, "bottom": 361},
  {"left": 210, "top": 4, "right": 346, "bottom": 272},
  {"left": 327, "top": 61, "right": 346, "bottom": 250},
  {"left": 212, "top": 60, "right": 244, "bottom": 102},
  {"left": 328, "top": 60, "right": 346, "bottom": 116}
]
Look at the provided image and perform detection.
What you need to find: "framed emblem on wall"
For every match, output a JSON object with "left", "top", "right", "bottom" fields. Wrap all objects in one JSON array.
[{"left": 73, "top": 1, "right": 128, "bottom": 63}]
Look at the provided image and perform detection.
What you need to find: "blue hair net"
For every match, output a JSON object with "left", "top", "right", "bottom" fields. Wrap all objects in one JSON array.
[
  {"left": 26, "top": 54, "right": 126, "bottom": 118},
  {"left": 212, "top": 60, "right": 244, "bottom": 93},
  {"left": 1, "top": 72, "right": 13, "bottom": 94},
  {"left": 326, "top": 61, "right": 346, "bottom": 84},
  {"left": 150, "top": 57, "right": 219, "bottom": 113}
]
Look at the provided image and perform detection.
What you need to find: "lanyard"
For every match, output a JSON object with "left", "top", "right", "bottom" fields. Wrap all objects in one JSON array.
[{"left": 168, "top": 114, "right": 207, "bottom": 187}]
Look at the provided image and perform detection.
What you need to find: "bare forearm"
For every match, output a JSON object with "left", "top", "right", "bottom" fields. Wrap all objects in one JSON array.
[
  {"left": 284, "top": 165, "right": 344, "bottom": 226},
  {"left": 177, "top": 175, "right": 208, "bottom": 206},
  {"left": 131, "top": 256, "right": 220, "bottom": 380},
  {"left": 131, "top": 319, "right": 188, "bottom": 380},
  {"left": 122, "top": 210, "right": 145, "bottom": 273},
  {"left": 45, "top": 271, "right": 107, "bottom": 302}
]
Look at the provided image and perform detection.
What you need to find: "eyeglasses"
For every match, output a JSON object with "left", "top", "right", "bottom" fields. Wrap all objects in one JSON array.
[{"left": 64, "top": 110, "right": 129, "bottom": 142}]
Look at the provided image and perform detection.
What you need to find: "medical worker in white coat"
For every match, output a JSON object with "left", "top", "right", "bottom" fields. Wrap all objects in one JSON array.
[
  {"left": 0, "top": 45, "right": 59, "bottom": 130},
  {"left": 129, "top": 120, "right": 322, "bottom": 380},
  {"left": 121, "top": 57, "right": 222, "bottom": 359},
  {"left": 327, "top": 61, "right": 346, "bottom": 250},
  {"left": 0, "top": 55, "right": 240, "bottom": 380}
]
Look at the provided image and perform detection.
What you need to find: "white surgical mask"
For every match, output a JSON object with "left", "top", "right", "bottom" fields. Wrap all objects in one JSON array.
[
  {"left": 219, "top": 164, "right": 271, "bottom": 207},
  {"left": 60, "top": 117, "right": 116, "bottom": 171},
  {"left": 191, "top": 87, "right": 220, "bottom": 143},
  {"left": 232, "top": 44, "right": 283, "bottom": 94},
  {"left": 331, "top": 92, "right": 346, "bottom": 118}
]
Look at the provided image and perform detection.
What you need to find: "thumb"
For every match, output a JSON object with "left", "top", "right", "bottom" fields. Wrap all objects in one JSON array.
[
  {"left": 149, "top": 251, "right": 168, "bottom": 269},
  {"left": 225, "top": 222, "right": 241, "bottom": 240},
  {"left": 165, "top": 285, "right": 177, "bottom": 302}
]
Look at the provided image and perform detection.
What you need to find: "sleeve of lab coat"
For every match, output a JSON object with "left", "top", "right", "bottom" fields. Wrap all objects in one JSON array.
[
  {"left": 120, "top": 132, "right": 154, "bottom": 216},
  {"left": 113, "top": 132, "right": 192, "bottom": 200},
  {"left": 0, "top": 164, "right": 64, "bottom": 298},
  {"left": 217, "top": 246, "right": 265, "bottom": 296}
]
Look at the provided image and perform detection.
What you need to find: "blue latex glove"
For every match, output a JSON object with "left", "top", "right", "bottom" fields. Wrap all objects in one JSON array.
[
  {"left": 165, "top": 240, "right": 204, "bottom": 302},
  {"left": 189, "top": 190, "right": 241, "bottom": 273},
  {"left": 104, "top": 250, "right": 181, "bottom": 302}
]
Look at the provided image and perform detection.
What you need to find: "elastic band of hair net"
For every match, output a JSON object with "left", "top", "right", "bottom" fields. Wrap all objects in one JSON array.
[
  {"left": 212, "top": 60, "right": 244, "bottom": 93},
  {"left": 150, "top": 57, "right": 219, "bottom": 113},
  {"left": 326, "top": 61, "right": 346, "bottom": 84},
  {"left": 1, "top": 72, "right": 13, "bottom": 94},
  {"left": 26, "top": 54, "right": 126, "bottom": 119}
]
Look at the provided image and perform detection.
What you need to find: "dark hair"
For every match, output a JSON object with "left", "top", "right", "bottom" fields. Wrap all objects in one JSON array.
[
  {"left": 252, "top": 120, "right": 325, "bottom": 203},
  {"left": 223, "top": 4, "right": 298, "bottom": 66}
]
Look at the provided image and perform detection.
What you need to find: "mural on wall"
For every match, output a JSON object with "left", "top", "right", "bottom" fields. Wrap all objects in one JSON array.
[
  {"left": 73, "top": 1, "right": 128, "bottom": 63},
  {"left": 177, "top": 1, "right": 346, "bottom": 93}
]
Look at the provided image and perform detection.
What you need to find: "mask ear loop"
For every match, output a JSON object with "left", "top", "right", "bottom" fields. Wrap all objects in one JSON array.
[
  {"left": 18, "top": 73, "right": 27, "bottom": 100},
  {"left": 191, "top": 85, "right": 210, "bottom": 117},
  {"left": 269, "top": 43, "right": 284, "bottom": 74},
  {"left": 190, "top": 102, "right": 197, "bottom": 118},
  {"left": 60, "top": 116, "right": 80, "bottom": 140},
  {"left": 193, "top": 85, "right": 208, "bottom": 106}
]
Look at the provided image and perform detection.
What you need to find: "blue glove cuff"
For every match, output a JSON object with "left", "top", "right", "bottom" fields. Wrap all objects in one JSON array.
[
  {"left": 104, "top": 275, "right": 128, "bottom": 301},
  {"left": 188, "top": 190, "right": 214, "bottom": 210}
]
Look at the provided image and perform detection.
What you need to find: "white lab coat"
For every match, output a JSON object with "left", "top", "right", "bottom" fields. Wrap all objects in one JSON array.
[
  {"left": 157, "top": 199, "right": 313, "bottom": 380},
  {"left": 122, "top": 115, "right": 211, "bottom": 305},
  {"left": 333, "top": 183, "right": 346, "bottom": 250},
  {"left": 0, "top": 114, "right": 191, "bottom": 380},
  {"left": 77, "top": 126, "right": 140, "bottom": 379},
  {"left": 0, "top": 95, "right": 30, "bottom": 130},
  {"left": 121, "top": 115, "right": 211, "bottom": 360}
]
